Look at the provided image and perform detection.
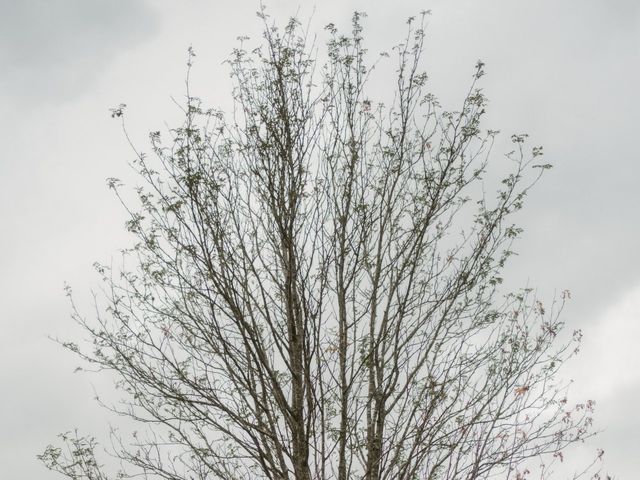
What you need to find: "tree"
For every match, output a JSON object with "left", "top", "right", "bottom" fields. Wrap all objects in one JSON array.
[{"left": 40, "top": 10, "right": 602, "bottom": 480}]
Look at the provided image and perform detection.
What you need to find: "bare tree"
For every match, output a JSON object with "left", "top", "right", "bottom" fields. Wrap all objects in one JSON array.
[{"left": 40, "top": 10, "right": 604, "bottom": 480}]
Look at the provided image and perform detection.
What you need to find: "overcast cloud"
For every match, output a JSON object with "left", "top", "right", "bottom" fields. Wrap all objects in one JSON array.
[
  {"left": 0, "top": 1, "right": 638, "bottom": 478},
  {"left": 0, "top": 0, "right": 157, "bottom": 107}
]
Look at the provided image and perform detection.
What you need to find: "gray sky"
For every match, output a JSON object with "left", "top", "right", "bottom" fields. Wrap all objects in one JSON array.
[{"left": 0, "top": 1, "right": 638, "bottom": 478}]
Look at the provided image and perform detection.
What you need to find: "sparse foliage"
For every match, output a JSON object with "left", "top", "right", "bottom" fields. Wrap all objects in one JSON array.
[{"left": 41, "top": 9, "right": 605, "bottom": 480}]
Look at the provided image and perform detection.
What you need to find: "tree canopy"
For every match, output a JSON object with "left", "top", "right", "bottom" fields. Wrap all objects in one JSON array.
[{"left": 40, "top": 10, "right": 602, "bottom": 480}]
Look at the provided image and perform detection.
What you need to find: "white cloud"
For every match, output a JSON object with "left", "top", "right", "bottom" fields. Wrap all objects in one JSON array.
[
  {"left": 571, "top": 284, "right": 640, "bottom": 398},
  {"left": 562, "top": 284, "right": 640, "bottom": 478}
]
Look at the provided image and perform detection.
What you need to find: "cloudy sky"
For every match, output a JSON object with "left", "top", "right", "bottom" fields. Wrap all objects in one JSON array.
[{"left": 0, "top": 0, "right": 638, "bottom": 478}]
